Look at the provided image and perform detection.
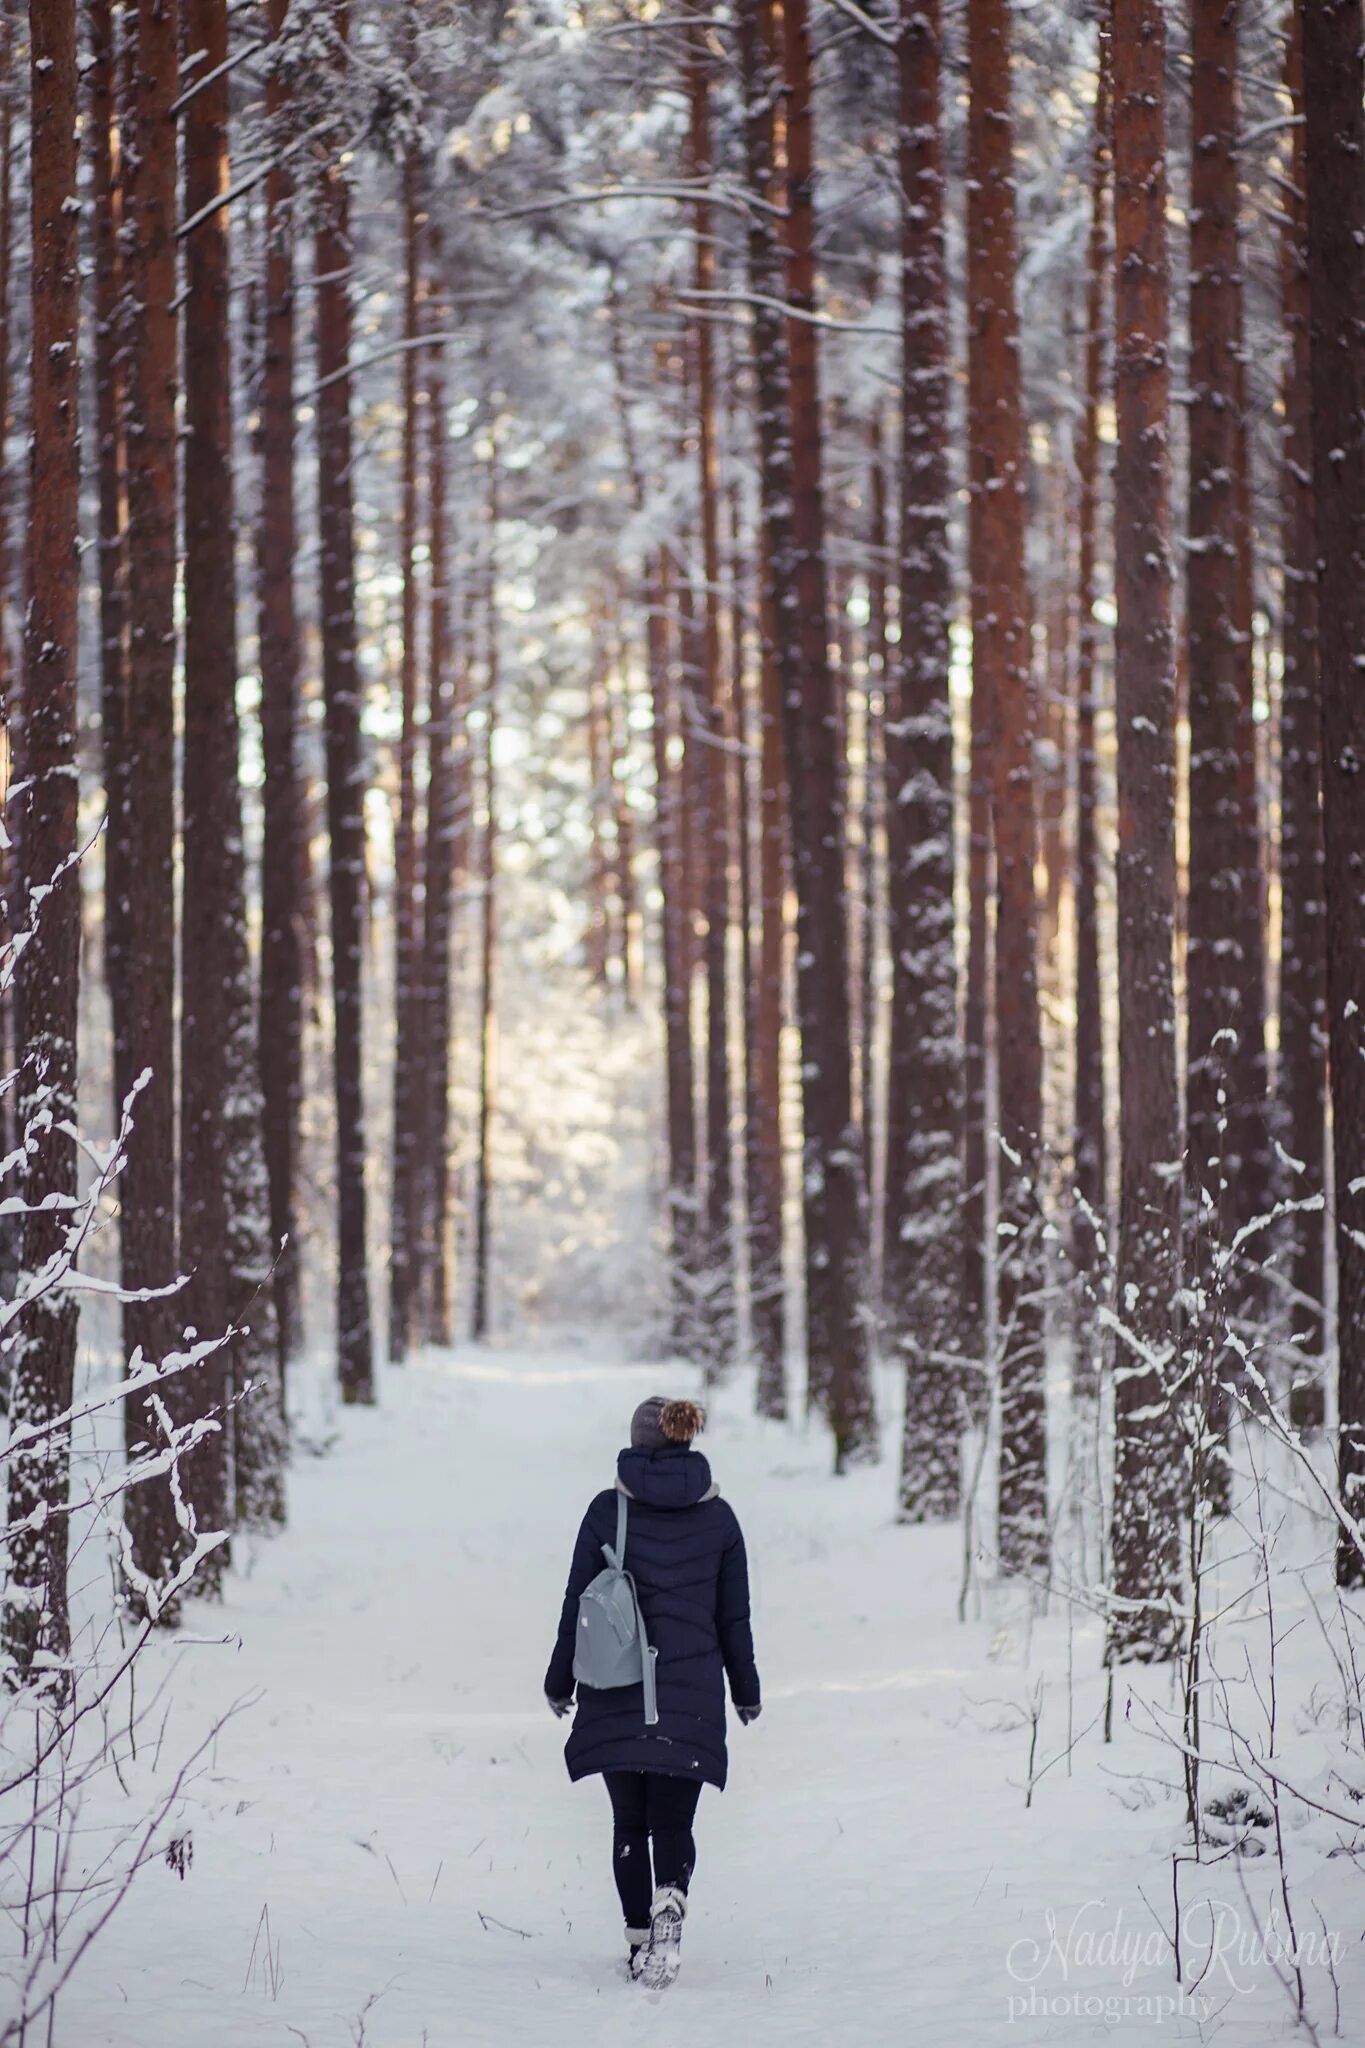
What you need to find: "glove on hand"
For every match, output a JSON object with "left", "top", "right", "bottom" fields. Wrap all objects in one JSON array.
[
  {"left": 737, "top": 1703, "right": 762, "bottom": 1726},
  {"left": 546, "top": 1694, "right": 574, "bottom": 1720}
]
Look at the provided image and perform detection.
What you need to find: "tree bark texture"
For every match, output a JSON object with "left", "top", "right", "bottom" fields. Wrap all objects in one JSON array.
[
  {"left": 777, "top": 0, "right": 877, "bottom": 1466},
  {"left": 735, "top": 5, "right": 789, "bottom": 1418},
  {"left": 315, "top": 0, "right": 375, "bottom": 1403},
  {"left": 120, "top": 0, "right": 185, "bottom": 1599},
  {"left": 646, "top": 550, "right": 699, "bottom": 1348},
  {"left": 1107, "top": 0, "right": 1186, "bottom": 1665},
  {"left": 179, "top": 0, "right": 240, "bottom": 1582},
  {"left": 389, "top": 143, "right": 424, "bottom": 1364},
  {"left": 1300, "top": 0, "right": 1365, "bottom": 1587},
  {"left": 88, "top": 0, "right": 129, "bottom": 1126},
  {"left": 687, "top": 10, "right": 736, "bottom": 1379},
  {"left": 887, "top": 0, "right": 964, "bottom": 1523},
  {"left": 471, "top": 443, "right": 499, "bottom": 1344},
  {"left": 1072, "top": 21, "right": 1111, "bottom": 1396},
  {"left": 257, "top": 0, "right": 305, "bottom": 1387},
  {"left": 2, "top": 0, "right": 82, "bottom": 1686},
  {"left": 420, "top": 284, "right": 464, "bottom": 1346},
  {"left": 1277, "top": 0, "right": 1327, "bottom": 1425},
  {"left": 966, "top": 0, "right": 1046, "bottom": 1566},
  {"left": 1184, "top": 0, "right": 1269, "bottom": 1249}
]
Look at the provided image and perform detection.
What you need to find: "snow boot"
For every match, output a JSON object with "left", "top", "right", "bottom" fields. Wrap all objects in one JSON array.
[
  {"left": 637, "top": 1884, "right": 686, "bottom": 1991},
  {"left": 625, "top": 1927, "right": 650, "bottom": 1982}
]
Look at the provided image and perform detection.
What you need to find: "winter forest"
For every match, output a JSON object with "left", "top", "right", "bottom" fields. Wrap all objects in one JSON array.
[{"left": 2, "top": 0, "right": 1365, "bottom": 2038}]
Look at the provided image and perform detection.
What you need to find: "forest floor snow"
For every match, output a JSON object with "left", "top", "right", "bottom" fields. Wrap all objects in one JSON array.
[{"left": 54, "top": 1341, "right": 1363, "bottom": 2047}]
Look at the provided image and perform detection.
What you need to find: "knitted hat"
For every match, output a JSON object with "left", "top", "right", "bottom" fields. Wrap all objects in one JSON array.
[{"left": 629, "top": 1395, "right": 706, "bottom": 1451}]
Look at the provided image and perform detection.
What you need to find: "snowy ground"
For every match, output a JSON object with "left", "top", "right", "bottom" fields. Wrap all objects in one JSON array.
[{"left": 36, "top": 1341, "right": 1365, "bottom": 2047}]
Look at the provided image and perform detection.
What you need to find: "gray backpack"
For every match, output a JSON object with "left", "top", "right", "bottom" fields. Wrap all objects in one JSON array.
[{"left": 572, "top": 1491, "right": 659, "bottom": 1725}]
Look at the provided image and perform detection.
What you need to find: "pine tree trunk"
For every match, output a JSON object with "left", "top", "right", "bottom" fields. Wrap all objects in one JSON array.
[
  {"left": 675, "top": 552, "right": 705, "bottom": 995},
  {"left": 257, "top": 0, "right": 304, "bottom": 1387},
  {"left": 0, "top": 12, "right": 10, "bottom": 732},
  {"left": 120, "top": 0, "right": 185, "bottom": 1599},
  {"left": 687, "top": 11, "right": 736, "bottom": 1379},
  {"left": 0, "top": 10, "right": 14, "bottom": 1292},
  {"left": 420, "top": 292, "right": 463, "bottom": 1344},
  {"left": 88, "top": 0, "right": 128, "bottom": 1130},
  {"left": 735, "top": 586, "right": 757, "bottom": 1245},
  {"left": 389, "top": 143, "right": 424, "bottom": 1365},
  {"left": 735, "top": 6, "right": 798, "bottom": 1423},
  {"left": 1037, "top": 465, "right": 1071, "bottom": 940},
  {"left": 1277, "top": 0, "right": 1327, "bottom": 1428},
  {"left": 646, "top": 548, "right": 699, "bottom": 1344},
  {"left": 1185, "top": 0, "right": 1268, "bottom": 1514},
  {"left": 961, "top": 22, "right": 997, "bottom": 1422},
  {"left": 2, "top": 0, "right": 82, "bottom": 1687},
  {"left": 1108, "top": 0, "right": 1185, "bottom": 1664},
  {"left": 297, "top": 777, "right": 322, "bottom": 1012},
  {"left": 674, "top": 547, "right": 707, "bottom": 1296},
  {"left": 861, "top": 423, "right": 887, "bottom": 1207},
  {"left": 602, "top": 317, "right": 647, "bottom": 1004},
  {"left": 586, "top": 639, "right": 614, "bottom": 985},
  {"left": 778, "top": 0, "right": 877, "bottom": 1466},
  {"left": 1300, "top": 0, "right": 1365, "bottom": 1589},
  {"left": 1185, "top": 0, "right": 1269, "bottom": 1255},
  {"left": 729, "top": 480, "right": 763, "bottom": 1393},
  {"left": 225, "top": 880, "right": 287, "bottom": 1530},
  {"left": 179, "top": 0, "right": 241, "bottom": 1584},
  {"left": 1231, "top": 368, "right": 1266, "bottom": 1144},
  {"left": 962, "top": 685, "right": 991, "bottom": 1408},
  {"left": 886, "top": 0, "right": 964, "bottom": 1522},
  {"left": 315, "top": 0, "right": 374, "bottom": 1403},
  {"left": 836, "top": 554, "right": 867, "bottom": 1176},
  {"left": 1072, "top": 27, "right": 1111, "bottom": 1396},
  {"left": 471, "top": 445, "right": 499, "bottom": 1343},
  {"left": 966, "top": 0, "right": 1046, "bottom": 1567},
  {"left": 736, "top": 0, "right": 795, "bottom": 1422},
  {"left": 608, "top": 614, "right": 640, "bottom": 1000},
  {"left": 751, "top": 520, "right": 788, "bottom": 1420}
]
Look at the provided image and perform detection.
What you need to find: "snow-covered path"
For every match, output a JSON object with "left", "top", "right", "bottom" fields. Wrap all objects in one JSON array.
[{"left": 61, "top": 1346, "right": 1341, "bottom": 2046}]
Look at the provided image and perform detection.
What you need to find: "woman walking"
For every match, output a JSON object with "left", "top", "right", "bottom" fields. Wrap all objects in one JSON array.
[{"left": 544, "top": 1395, "right": 762, "bottom": 1988}]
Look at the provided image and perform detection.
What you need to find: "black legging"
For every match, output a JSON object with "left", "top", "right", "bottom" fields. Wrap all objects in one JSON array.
[{"left": 603, "top": 1770, "right": 702, "bottom": 1931}]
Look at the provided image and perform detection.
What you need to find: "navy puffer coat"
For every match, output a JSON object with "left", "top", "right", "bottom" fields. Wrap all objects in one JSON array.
[{"left": 544, "top": 1445, "right": 760, "bottom": 1790}]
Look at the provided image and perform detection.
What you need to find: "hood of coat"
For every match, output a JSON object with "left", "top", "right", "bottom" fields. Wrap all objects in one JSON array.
[{"left": 616, "top": 1444, "right": 717, "bottom": 1509}]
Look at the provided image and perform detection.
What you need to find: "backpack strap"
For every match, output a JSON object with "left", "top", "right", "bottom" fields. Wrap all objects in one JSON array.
[
  {"left": 605, "top": 1490, "right": 658, "bottom": 1727},
  {"left": 601, "top": 1488, "right": 628, "bottom": 1570}
]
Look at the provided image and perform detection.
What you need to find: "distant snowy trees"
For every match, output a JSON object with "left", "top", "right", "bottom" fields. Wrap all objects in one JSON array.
[{"left": 1, "top": 0, "right": 1365, "bottom": 1678}]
